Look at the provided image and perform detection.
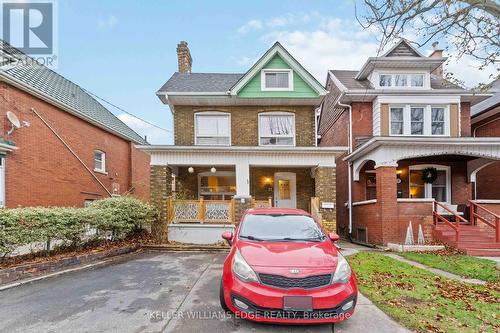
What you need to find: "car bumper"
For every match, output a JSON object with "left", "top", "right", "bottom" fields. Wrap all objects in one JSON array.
[{"left": 223, "top": 274, "right": 358, "bottom": 324}]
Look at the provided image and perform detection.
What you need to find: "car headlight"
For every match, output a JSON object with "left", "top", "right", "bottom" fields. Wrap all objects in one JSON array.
[
  {"left": 232, "top": 249, "right": 258, "bottom": 283},
  {"left": 331, "top": 253, "right": 351, "bottom": 284}
]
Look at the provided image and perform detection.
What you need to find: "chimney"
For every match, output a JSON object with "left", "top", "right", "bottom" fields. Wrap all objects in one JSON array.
[
  {"left": 176, "top": 41, "right": 192, "bottom": 73},
  {"left": 429, "top": 41, "right": 444, "bottom": 77}
]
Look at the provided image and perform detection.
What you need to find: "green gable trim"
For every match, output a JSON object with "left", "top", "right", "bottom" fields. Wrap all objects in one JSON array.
[{"left": 237, "top": 54, "right": 319, "bottom": 98}]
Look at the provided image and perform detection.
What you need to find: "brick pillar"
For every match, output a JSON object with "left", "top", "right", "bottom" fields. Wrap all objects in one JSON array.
[
  {"left": 234, "top": 196, "right": 252, "bottom": 224},
  {"left": 150, "top": 165, "right": 172, "bottom": 243},
  {"left": 315, "top": 167, "right": 336, "bottom": 231},
  {"left": 375, "top": 165, "right": 398, "bottom": 244}
]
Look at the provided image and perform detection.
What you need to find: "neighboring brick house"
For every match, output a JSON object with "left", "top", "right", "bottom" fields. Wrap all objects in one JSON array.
[
  {"left": 140, "top": 41, "right": 346, "bottom": 244},
  {"left": 0, "top": 40, "right": 150, "bottom": 208},
  {"left": 318, "top": 40, "right": 500, "bottom": 255},
  {"left": 471, "top": 79, "right": 500, "bottom": 200}
]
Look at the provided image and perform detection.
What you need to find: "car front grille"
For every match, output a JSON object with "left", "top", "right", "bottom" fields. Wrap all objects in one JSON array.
[{"left": 258, "top": 273, "right": 332, "bottom": 289}]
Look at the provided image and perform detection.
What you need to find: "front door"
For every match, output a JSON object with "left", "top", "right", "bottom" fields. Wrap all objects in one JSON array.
[{"left": 274, "top": 172, "right": 296, "bottom": 208}]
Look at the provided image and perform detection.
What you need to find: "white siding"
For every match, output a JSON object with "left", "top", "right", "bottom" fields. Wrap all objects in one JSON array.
[{"left": 372, "top": 97, "right": 381, "bottom": 136}]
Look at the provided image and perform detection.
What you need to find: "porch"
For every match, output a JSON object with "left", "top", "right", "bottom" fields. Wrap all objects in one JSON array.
[
  {"left": 344, "top": 137, "right": 500, "bottom": 254},
  {"left": 144, "top": 145, "right": 345, "bottom": 243}
]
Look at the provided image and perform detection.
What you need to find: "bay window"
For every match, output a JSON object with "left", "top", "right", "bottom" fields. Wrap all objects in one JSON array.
[
  {"left": 259, "top": 113, "right": 295, "bottom": 146},
  {"left": 195, "top": 112, "right": 231, "bottom": 145},
  {"left": 388, "top": 104, "right": 449, "bottom": 136}
]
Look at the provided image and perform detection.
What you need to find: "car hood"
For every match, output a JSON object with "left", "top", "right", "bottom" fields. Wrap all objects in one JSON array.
[{"left": 237, "top": 240, "right": 338, "bottom": 268}]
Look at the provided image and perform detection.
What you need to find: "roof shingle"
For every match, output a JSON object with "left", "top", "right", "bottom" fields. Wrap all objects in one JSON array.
[{"left": 158, "top": 72, "right": 244, "bottom": 93}]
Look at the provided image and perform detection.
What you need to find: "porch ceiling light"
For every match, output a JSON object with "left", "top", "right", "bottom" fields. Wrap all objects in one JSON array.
[
  {"left": 188, "top": 167, "right": 194, "bottom": 173},
  {"left": 211, "top": 167, "right": 217, "bottom": 173}
]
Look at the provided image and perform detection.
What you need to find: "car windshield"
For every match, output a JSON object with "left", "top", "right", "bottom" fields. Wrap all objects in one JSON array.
[{"left": 239, "top": 214, "right": 325, "bottom": 241}]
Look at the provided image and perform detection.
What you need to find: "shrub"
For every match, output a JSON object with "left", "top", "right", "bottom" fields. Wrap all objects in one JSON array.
[{"left": 0, "top": 196, "right": 156, "bottom": 257}]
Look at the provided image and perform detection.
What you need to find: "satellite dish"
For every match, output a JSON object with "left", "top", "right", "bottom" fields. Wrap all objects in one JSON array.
[
  {"left": 7, "top": 111, "right": 21, "bottom": 128},
  {"left": 6, "top": 111, "right": 21, "bottom": 135}
]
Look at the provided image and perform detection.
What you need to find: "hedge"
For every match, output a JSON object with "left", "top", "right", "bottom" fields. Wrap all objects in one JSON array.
[{"left": 0, "top": 196, "right": 156, "bottom": 257}]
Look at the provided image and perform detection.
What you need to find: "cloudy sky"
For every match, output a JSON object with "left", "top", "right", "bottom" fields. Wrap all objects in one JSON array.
[{"left": 52, "top": 0, "right": 498, "bottom": 144}]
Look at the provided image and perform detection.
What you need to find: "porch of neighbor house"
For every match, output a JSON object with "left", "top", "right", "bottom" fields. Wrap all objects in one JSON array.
[
  {"left": 146, "top": 146, "right": 344, "bottom": 244},
  {"left": 345, "top": 137, "right": 500, "bottom": 255}
]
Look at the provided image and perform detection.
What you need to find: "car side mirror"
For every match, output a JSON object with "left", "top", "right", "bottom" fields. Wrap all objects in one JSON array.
[
  {"left": 328, "top": 232, "right": 340, "bottom": 242},
  {"left": 221, "top": 231, "right": 233, "bottom": 246}
]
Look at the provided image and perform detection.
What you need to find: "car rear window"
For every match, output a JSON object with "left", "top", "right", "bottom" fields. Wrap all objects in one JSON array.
[{"left": 239, "top": 214, "right": 324, "bottom": 241}]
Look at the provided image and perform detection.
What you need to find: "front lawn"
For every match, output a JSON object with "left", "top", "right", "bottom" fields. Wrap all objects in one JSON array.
[
  {"left": 399, "top": 252, "right": 499, "bottom": 282},
  {"left": 348, "top": 251, "right": 500, "bottom": 333}
]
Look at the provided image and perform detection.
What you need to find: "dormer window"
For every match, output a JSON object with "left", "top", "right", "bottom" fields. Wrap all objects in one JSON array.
[
  {"left": 378, "top": 73, "right": 426, "bottom": 88},
  {"left": 261, "top": 69, "right": 293, "bottom": 91}
]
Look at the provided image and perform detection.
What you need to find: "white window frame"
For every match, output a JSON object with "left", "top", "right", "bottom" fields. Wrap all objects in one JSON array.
[
  {"left": 94, "top": 150, "right": 106, "bottom": 174},
  {"left": 258, "top": 112, "right": 296, "bottom": 147},
  {"left": 389, "top": 104, "right": 450, "bottom": 137},
  {"left": 194, "top": 111, "right": 231, "bottom": 146},
  {"left": 197, "top": 171, "right": 236, "bottom": 198},
  {"left": 0, "top": 157, "right": 5, "bottom": 208},
  {"left": 261, "top": 69, "right": 294, "bottom": 91},
  {"left": 408, "top": 165, "right": 451, "bottom": 204},
  {"left": 375, "top": 71, "right": 429, "bottom": 89}
]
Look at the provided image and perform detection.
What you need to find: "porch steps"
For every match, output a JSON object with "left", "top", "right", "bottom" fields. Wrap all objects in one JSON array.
[{"left": 432, "top": 225, "right": 500, "bottom": 256}]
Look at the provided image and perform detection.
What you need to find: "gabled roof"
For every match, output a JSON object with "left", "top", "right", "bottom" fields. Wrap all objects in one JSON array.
[
  {"left": 382, "top": 39, "right": 424, "bottom": 58},
  {"left": 157, "top": 42, "right": 326, "bottom": 97},
  {"left": 230, "top": 42, "right": 326, "bottom": 96},
  {"left": 0, "top": 40, "right": 147, "bottom": 144}
]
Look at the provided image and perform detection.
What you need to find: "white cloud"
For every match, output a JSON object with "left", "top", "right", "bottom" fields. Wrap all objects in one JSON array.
[
  {"left": 237, "top": 19, "right": 263, "bottom": 34},
  {"left": 117, "top": 113, "right": 171, "bottom": 144},
  {"left": 236, "top": 14, "right": 497, "bottom": 87},
  {"left": 97, "top": 15, "right": 118, "bottom": 31}
]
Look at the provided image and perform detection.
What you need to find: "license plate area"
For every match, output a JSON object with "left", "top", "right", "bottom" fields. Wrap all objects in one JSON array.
[{"left": 283, "top": 296, "right": 313, "bottom": 311}]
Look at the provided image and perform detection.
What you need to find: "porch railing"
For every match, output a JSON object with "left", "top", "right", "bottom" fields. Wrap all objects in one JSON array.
[
  {"left": 433, "top": 201, "right": 468, "bottom": 242},
  {"left": 251, "top": 198, "right": 272, "bottom": 208},
  {"left": 167, "top": 198, "right": 234, "bottom": 224},
  {"left": 469, "top": 200, "right": 500, "bottom": 242}
]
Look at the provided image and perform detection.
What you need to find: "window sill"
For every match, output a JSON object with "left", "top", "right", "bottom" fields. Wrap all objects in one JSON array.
[{"left": 94, "top": 169, "right": 108, "bottom": 175}]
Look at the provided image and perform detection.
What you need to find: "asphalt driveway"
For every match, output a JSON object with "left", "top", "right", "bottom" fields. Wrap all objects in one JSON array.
[{"left": 0, "top": 251, "right": 409, "bottom": 333}]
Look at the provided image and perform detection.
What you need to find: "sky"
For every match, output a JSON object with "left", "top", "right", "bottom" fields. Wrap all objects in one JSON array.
[{"left": 48, "top": 0, "right": 498, "bottom": 144}]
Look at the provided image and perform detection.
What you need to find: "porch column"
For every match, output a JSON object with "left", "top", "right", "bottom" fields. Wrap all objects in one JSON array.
[
  {"left": 234, "top": 161, "right": 251, "bottom": 223},
  {"left": 375, "top": 164, "right": 399, "bottom": 244},
  {"left": 150, "top": 165, "right": 172, "bottom": 243},
  {"left": 315, "top": 167, "right": 336, "bottom": 231}
]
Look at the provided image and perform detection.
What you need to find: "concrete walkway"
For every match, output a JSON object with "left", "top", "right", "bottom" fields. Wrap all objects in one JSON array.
[
  {"left": 382, "top": 253, "right": 487, "bottom": 285},
  {"left": 0, "top": 251, "right": 413, "bottom": 333}
]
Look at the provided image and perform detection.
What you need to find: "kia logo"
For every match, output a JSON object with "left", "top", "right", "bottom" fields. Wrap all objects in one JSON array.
[{"left": 289, "top": 269, "right": 300, "bottom": 274}]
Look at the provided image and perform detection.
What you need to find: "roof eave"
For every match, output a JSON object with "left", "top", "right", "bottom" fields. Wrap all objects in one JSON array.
[{"left": 355, "top": 57, "right": 448, "bottom": 80}]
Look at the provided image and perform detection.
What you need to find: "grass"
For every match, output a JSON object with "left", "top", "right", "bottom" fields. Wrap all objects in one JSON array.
[
  {"left": 348, "top": 251, "right": 500, "bottom": 333},
  {"left": 399, "top": 252, "right": 499, "bottom": 283}
]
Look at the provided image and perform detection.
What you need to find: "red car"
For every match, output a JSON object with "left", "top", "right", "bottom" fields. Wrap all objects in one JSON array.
[{"left": 220, "top": 208, "right": 357, "bottom": 324}]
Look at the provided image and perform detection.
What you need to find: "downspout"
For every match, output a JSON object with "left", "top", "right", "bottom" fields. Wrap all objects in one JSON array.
[
  {"left": 337, "top": 94, "right": 353, "bottom": 236},
  {"left": 31, "top": 108, "right": 113, "bottom": 197}
]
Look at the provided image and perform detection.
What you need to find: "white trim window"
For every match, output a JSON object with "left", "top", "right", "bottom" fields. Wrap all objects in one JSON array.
[
  {"left": 389, "top": 104, "right": 450, "bottom": 136},
  {"left": 378, "top": 73, "right": 426, "bottom": 88},
  {"left": 261, "top": 69, "right": 293, "bottom": 91},
  {"left": 194, "top": 112, "right": 231, "bottom": 146},
  {"left": 94, "top": 150, "right": 106, "bottom": 173},
  {"left": 409, "top": 165, "right": 451, "bottom": 203},
  {"left": 258, "top": 112, "right": 295, "bottom": 146},
  {"left": 0, "top": 157, "right": 5, "bottom": 208}
]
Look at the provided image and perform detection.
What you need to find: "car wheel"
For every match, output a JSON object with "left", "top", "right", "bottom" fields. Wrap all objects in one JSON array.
[{"left": 219, "top": 279, "right": 229, "bottom": 312}]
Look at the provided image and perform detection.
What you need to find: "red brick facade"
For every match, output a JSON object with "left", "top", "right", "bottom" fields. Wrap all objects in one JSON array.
[
  {"left": 472, "top": 111, "right": 500, "bottom": 199},
  {"left": 0, "top": 82, "right": 150, "bottom": 207}
]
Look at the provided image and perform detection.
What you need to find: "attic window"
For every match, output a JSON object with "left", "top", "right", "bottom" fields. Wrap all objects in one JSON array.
[
  {"left": 261, "top": 69, "right": 293, "bottom": 91},
  {"left": 379, "top": 73, "right": 425, "bottom": 88}
]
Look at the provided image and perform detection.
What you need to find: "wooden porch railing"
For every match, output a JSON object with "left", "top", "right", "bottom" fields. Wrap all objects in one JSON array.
[
  {"left": 251, "top": 198, "right": 272, "bottom": 208},
  {"left": 433, "top": 201, "right": 468, "bottom": 242},
  {"left": 469, "top": 200, "right": 500, "bottom": 242},
  {"left": 166, "top": 198, "right": 235, "bottom": 224}
]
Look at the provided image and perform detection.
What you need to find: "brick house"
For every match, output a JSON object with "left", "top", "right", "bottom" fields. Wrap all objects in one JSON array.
[
  {"left": 318, "top": 40, "right": 500, "bottom": 255},
  {"left": 471, "top": 79, "right": 500, "bottom": 200},
  {"left": 140, "top": 41, "right": 346, "bottom": 244},
  {"left": 0, "top": 40, "right": 150, "bottom": 208}
]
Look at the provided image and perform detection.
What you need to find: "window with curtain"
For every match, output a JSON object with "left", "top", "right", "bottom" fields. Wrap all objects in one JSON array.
[
  {"left": 390, "top": 107, "right": 404, "bottom": 135},
  {"left": 431, "top": 108, "right": 445, "bottom": 135},
  {"left": 259, "top": 114, "right": 295, "bottom": 146},
  {"left": 195, "top": 113, "right": 230, "bottom": 145},
  {"left": 410, "top": 107, "right": 424, "bottom": 135}
]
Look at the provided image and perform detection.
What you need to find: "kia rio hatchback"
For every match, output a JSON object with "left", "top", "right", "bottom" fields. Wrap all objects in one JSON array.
[{"left": 220, "top": 208, "right": 357, "bottom": 324}]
